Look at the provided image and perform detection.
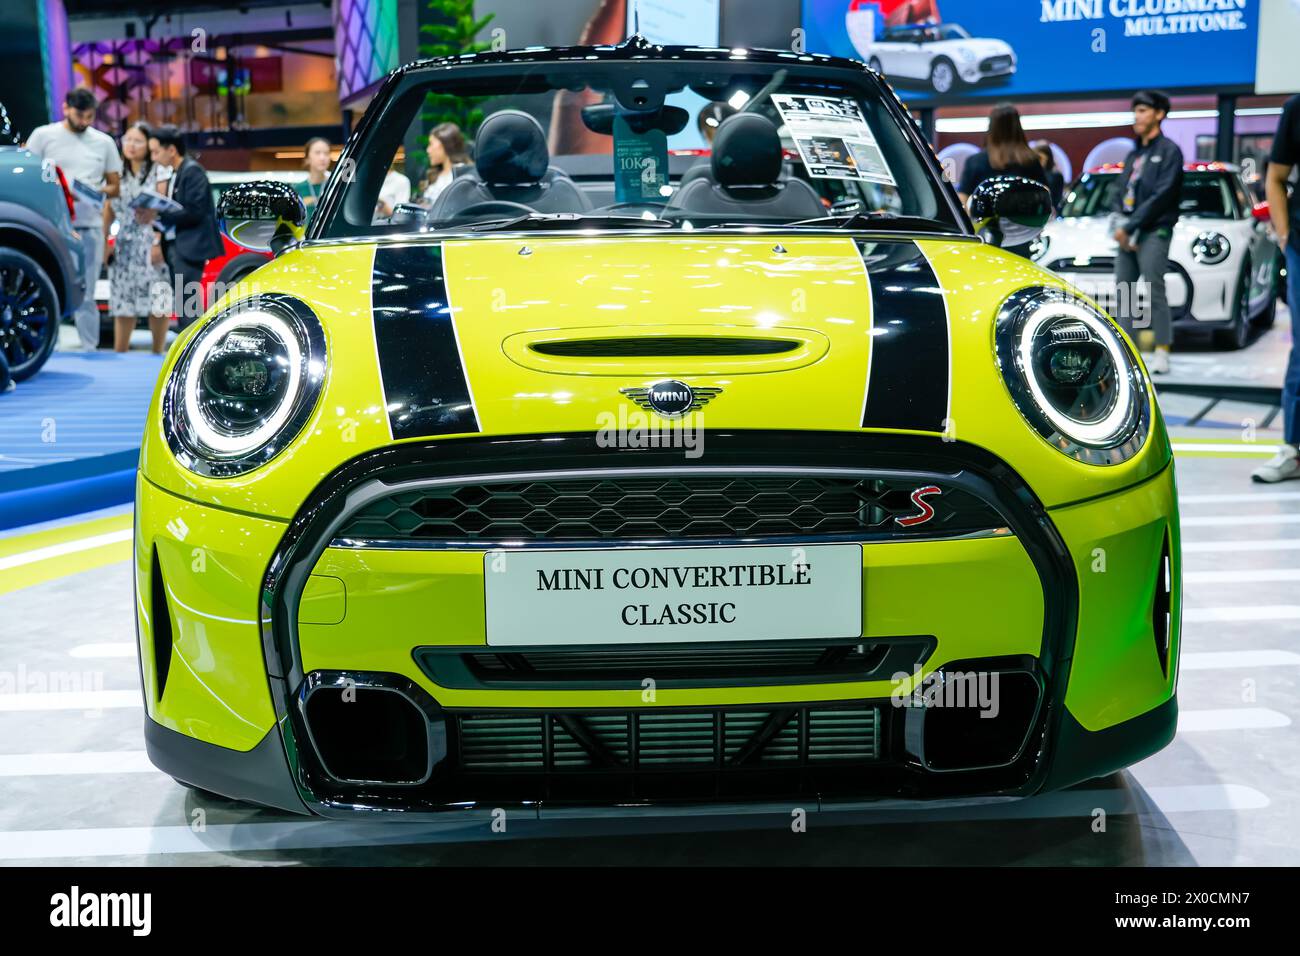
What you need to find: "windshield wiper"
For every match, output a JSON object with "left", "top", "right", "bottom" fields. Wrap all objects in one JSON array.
[
  {"left": 461, "top": 212, "right": 673, "bottom": 233},
  {"left": 784, "top": 212, "right": 957, "bottom": 233}
]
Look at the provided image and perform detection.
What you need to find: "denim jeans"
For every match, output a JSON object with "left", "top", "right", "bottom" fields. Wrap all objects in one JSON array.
[
  {"left": 1283, "top": 243, "right": 1300, "bottom": 446},
  {"left": 72, "top": 228, "right": 104, "bottom": 350}
]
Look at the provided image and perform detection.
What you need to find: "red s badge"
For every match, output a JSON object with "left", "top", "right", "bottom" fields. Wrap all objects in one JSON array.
[{"left": 895, "top": 485, "right": 941, "bottom": 528}]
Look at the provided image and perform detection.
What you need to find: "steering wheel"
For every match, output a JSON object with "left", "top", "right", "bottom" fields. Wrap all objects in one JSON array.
[{"left": 444, "top": 200, "right": 537, "bottom": 223}]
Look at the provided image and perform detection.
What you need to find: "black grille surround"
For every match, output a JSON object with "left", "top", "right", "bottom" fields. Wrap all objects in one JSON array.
[
  {"left": 980, "top": 55, "right": 1014, "bottom": 74},
  {"left": 257, "top": 431, "right": 1082, "bottom": 817},
  {"left": 416, "top": 637, "right": 936, "bottom": 690},
  {"left": 335, "top": 474, "right": 1007, "bottom": 545}
]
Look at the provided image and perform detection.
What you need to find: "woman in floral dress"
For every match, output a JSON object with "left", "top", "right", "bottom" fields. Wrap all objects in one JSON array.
[{"left": 105, "top": 122, "right": 170, "bottom": 353}]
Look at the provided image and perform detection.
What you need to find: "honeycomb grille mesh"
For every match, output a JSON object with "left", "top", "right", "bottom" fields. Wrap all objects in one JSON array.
[{"left": 338, "top": 475, "right": 1002, "bottom": 543}]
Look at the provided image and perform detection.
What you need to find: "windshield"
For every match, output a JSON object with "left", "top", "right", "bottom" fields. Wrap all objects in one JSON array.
[
  {"left": 885, "top": 24, "right": 971, "bottom": 42},
  {"left": 1060, "top": 170, "right": 1237, "bottom": 220},
  {"left": 312, "top": 57, "right": 957, "bottom": 240}
]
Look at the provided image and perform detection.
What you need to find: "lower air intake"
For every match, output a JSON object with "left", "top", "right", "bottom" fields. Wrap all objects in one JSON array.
[{"left": 456, "top": 704, "right": 882, "bottom": 773}]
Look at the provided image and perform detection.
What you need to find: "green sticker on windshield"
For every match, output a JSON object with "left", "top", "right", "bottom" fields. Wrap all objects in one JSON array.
[{"left": 614, "top": 115, "right": 669, "bottom": 204}]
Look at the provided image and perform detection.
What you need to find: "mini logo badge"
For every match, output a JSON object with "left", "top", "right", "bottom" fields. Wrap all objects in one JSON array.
[{"left": 621, "top": 380, "right": 721, "bottom": 418}]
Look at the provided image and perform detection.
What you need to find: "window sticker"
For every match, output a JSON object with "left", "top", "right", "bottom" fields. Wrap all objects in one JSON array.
[{"left": 771, "top": 94, "right": 896, "bottom": 186}]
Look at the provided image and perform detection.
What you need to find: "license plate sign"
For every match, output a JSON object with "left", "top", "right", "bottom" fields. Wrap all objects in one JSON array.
[{"left": 483, "top": 544, "right": 863, "bottom": 646}]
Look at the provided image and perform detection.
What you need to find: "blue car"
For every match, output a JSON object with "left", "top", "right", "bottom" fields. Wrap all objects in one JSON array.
[{"left": 0, "top": 101, "right": 85, "bottom": 386}]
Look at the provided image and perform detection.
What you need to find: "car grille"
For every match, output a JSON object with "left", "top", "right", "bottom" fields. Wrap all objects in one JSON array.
[
  {"left": 416, "top": 637, "right": 934, "bottom": 689},
  {"left": 335, "top": 474, "right": 1006, "bottom": 544},
  {"left": 1047, "top": 256, "right": 1116, "bottom": 274},
  {"left": 980, "top": 55, "right": 1013, "bottom": 73},
  {"left": 455, "top": 704, "right": 883, "bottom": 773}
]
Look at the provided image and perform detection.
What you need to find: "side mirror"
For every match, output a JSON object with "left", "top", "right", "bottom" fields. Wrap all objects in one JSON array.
[
  {"left": 217, "top": 181, "right": 306, "bottom": 255},
  {"left": 968, "top": 175, "right": 1053, "bottom": 248},
  {"left": 1252, "top": 201, "right": 1270, "bottom": 223}
]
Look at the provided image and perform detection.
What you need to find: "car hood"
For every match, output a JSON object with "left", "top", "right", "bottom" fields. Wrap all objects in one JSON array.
[
  {"left": 1040, "top": 216, "right": 1118, "bottom": 261},
  {"left": 141, "top": 233, "right": 1171, "bottom": 518},
  {"left": 932, "top": 37, "right": 1012, "bottom": 57},
  {"left": 1041, "top": 214, "right": 1245, "bottom": 264}
]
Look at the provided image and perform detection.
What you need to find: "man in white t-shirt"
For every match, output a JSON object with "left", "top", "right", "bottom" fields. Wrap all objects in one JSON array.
[{"left": 24, "top": 89, "right": 122, "bottom": 350}]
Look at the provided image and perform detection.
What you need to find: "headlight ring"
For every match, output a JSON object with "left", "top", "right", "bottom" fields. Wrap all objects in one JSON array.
[
  {"left": 163, "top": 293, "right": 326, "bottom": 478},
  {"left": 995, "top": 287, "right": 1150, "bottom": 465}
]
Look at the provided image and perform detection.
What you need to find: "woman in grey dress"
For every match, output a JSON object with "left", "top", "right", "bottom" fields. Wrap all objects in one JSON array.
[{"left": 105, "top": 122, "right": 170, "bottom": 353}]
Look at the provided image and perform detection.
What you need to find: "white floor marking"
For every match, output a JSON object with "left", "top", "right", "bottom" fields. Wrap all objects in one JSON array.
[
  {"left": 0, "top": 690, "right": 140, "bottom": 712},
  {"left": 0, "top": 751, "right": 155, "bottom": 776},
  {"left": 1180, "top": 490, "right": 1300, "bottom": 504},
  {"left": 69, "top": 643, "right": 136, "bottom": 659},
  {"left": 1184, "top": 568, "right": 1300, "bottom": 584},
  {"left": 0, "top": 529, "right": 132, "bottom": 572},
  {"left": 1180, "top": 650, "right": 1300, "bottom": 669},
  {"left": 0, "top": 784, "right": 1270, "bottom": 860},
  {"left": 1178, "top": 708, "right": 1291, "bottom": 731},
  {"left": 1183, "top": 539, "right": 1300, "bottom": 552},
  {"left": 1172, "top": 443, "right": 1279, "bottom": 455},
  {"left": 1181, "top": 514, "right": 1300, "bottom": 527},
  {"left": 1184, "top": 604, "right": 1300, "bottom": 622}
]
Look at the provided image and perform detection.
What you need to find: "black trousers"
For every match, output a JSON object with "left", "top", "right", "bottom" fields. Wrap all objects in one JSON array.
[{"left": 166, "top": 247, "right": 209, "bottom": 331}]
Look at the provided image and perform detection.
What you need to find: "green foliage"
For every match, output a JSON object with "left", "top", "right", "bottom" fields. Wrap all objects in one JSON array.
[{"left": 417, "top": 0, "right": 495, "bottom": 141}]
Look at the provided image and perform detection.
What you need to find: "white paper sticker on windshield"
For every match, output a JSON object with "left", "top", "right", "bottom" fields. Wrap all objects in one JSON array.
[{"left": 771, "top": 94, "right": 896, "bottom": 187}]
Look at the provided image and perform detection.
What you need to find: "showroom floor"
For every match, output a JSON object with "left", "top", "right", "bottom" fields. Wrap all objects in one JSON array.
[{"left": 1, "top": 317, "right": 1297, "bottom": 866}]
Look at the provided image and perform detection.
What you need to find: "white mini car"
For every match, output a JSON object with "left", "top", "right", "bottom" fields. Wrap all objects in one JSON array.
[
  {"left": 850, "top": 21, "right": 1016, "bottom": 95},
  {"left": 1033, "top": 162, "right": 1284, "bottom": 350}
]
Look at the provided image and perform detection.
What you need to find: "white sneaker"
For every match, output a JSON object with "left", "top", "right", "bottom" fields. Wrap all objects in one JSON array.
[
  {"left": 1252, "top": 445, "right": 1300, "bottom": 483},
  {"left": 1146, "top": 349, "right": 1170, "bottom": 375}
]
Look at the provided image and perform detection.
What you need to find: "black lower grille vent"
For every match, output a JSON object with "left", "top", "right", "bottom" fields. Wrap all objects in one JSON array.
[{"left": 455, "top": 705, "right": 882, "bottom": 773}]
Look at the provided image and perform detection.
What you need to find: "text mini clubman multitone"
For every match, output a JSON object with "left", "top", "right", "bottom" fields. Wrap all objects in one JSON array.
[{"left": 135, "top": 38, "right": 1180, "bottom": 817}]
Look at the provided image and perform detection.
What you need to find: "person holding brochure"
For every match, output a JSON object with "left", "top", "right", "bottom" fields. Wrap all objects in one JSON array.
[
  {"left": 140, "top": 125, "right": 223, "bottom": 329},
  {"left": 23, "top": 88, "right": 122, "bottom": 350},
  {"left": 105, "top": 122, "right": 170, "bottom": 353}
]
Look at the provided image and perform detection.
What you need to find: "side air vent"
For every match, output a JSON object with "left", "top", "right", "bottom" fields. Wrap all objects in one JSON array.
[
  {"left": 150, "top": 549, "right": 173, "bottom": 702},
  {"left": 530, "top": 336, "right": 800, "bottom": 357},
  {"left": 1154, "top": 531, "right": 1173, "bottom": 676}
]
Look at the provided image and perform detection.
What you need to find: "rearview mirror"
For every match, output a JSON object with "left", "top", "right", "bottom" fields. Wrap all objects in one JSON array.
[
  {"left": 217, "top": 181, "right": 306, "bottom": 254},
  {"left": 967, "top": 175, "right": 1053, "bottom": 248}
]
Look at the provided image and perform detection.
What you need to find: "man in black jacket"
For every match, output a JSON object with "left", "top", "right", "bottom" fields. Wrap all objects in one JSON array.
[
  {"left": 140, "top": 125, "right": 224, "bottom": 329},
  {"left": 1112, "top": 90, "right": 1183, "bottom": 374}
]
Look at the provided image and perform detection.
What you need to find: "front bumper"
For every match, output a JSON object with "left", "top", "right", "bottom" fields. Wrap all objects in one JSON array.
[{"left": 135, "top": 431, "right": 1180, "bottom": 817}]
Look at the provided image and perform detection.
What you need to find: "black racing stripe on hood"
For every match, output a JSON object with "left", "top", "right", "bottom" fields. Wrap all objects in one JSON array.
[
  {"left": 859, "top": 240, "right": 948, "bottom": 432},
  {"left": 372, "top": 243, "right": 479, "bottom": 439}
]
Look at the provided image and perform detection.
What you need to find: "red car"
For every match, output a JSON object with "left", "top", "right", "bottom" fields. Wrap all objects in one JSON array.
[{"left": 97, "top": 169, "right": 306, "bottom": 339}]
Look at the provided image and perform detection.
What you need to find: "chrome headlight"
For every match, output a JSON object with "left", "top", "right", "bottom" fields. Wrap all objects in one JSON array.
[
  {"left": 1028, "top": 233, "right": 1050, "bottom": 263},
  {"left": 995, "top": 287, "right": 1150, "bottom": 465},
  {"left": 1191, "top": 231, "right": 1230, "bottom": 265},
  {"left": 163, "top": 294, "right": 326, "bottom": 477}
]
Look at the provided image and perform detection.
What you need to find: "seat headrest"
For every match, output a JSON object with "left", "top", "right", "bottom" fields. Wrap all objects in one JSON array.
[
  {"left": 711, "top": 113, "right": 784, "bottom": 188},
  {"left": 474, "top": 110, "right": 550, "bottom": 185}
]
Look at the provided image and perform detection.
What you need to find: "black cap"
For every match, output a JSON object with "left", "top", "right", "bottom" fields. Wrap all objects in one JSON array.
[{"left": 1131, "top": 90, "right": 1171, "bottom": 115}]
